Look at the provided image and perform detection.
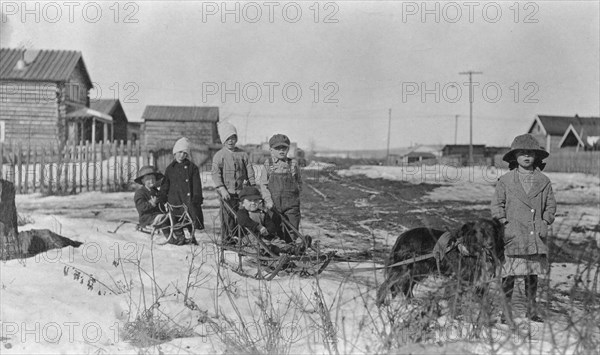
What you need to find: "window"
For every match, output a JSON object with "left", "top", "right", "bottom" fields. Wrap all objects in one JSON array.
[{"left": 0, "top": 120, "right": 5, "bottom": 142}]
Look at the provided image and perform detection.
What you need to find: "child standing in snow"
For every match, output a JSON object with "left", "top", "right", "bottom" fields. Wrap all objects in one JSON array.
[
  {"left": 211, "top": 122, "right": 256, "bottom": 242},
  {"left": 260, "top": 134, "right": 303, "bottom": 234},
  {"left": 160, "top": 137, "right": 203, "bottom": 245},
  {"left": 491, "top": 133, "right": 556, "bottom": 323}
]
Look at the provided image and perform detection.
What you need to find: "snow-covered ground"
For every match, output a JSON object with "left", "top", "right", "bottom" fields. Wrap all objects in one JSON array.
[{"left": 1, "top": 165, "right": 598, "bottom": 354}]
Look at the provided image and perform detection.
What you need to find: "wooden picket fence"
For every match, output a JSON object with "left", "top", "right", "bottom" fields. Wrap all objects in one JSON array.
[{"left": 0, "top": 140, "right": 154, "bottom": 195}]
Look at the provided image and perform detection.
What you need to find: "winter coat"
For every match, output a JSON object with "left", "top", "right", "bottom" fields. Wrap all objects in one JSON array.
[
  {"left": 211, "top": 147, "right": 256, "bottom": 195},
  {"left": 236, "top": 207, "right": 282, "bottom": 238},
  {"left": 160, "top": 159, "right": 204, "bottom": 229},
  {"left": 134, "top": 186, "right": 163, "bottom": 228},
  {"left": 491, "top": 169, "right": 556, "bottom": 256}
]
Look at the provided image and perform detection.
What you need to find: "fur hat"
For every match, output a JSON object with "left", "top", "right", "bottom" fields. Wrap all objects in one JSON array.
[
  {"left": 134, "top": 166, "right": 164, "bottom": 185},
  {"left": 218, "top": 121, "right": 237, "bottom": 143},
  {"left": 239, "top": 186, "right": 262, "bottom": 201},
  {"left": 269, "top": 134, "right": 290, "bottom": 148},
  {"left": 502, "top": 134, "right": 549, "bottom": 163},
  {"left": 173, "top": 137, "right": 190, "bottom": 155}
]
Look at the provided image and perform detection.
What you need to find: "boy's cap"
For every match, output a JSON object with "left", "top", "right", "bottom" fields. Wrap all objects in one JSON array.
[
  {"left": 218, "top": 121, "right": 238, "bottom": 143},
  {"left": 269, "top": 134, "right": 290, "bottom": 148},
  {"left": 135, "top": 166, "right": 164, "bottom": 184},
  {"left": 502, "top": 134, "right": 549, "bottom": 163},
  {"left": 173, "top": 137, "right": 190, "bottom": 155},
  {"left": 239, "top": 186, "right": 262, "bottom": 201}
]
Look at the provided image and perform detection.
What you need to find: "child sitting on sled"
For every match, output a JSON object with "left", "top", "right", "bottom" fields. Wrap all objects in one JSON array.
[
  {"left": 236, "top": 186, "right": 305, "bottom": 255},
  {"left": 134, "top": 166, "right": 167, "bottom": 232}
]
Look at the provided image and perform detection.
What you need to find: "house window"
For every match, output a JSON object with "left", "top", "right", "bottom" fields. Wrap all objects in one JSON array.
[{"left": 0, "top": 121, "right": 5, "bottom": 142}]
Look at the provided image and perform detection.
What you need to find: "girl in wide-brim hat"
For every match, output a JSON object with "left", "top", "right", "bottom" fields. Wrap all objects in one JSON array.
[
  {"left": 502, "top": 134, "right": 549, "bottom": 170},
  {"left": 491, "top": 133, "right": 556, "bottom": 323}
]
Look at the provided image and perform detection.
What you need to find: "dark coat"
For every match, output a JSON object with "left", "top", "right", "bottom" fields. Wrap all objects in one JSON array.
[
  {"left": 491, "top": 169, "right": 556, "bottom": 256},
  {"left": 236, "top": 207, "right": 282, "bottom": 238},
  {"left": 160, "top": 159, "right": 204, "bottom": 229},
  {"left": 134, "top": 186, "right": 163, "bottom": 227}
]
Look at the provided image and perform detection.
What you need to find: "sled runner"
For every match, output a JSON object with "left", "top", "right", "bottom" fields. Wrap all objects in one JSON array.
[
  {"left": 216, "top": 198, "right": 335, "bottom": 280},
  {"left": 108, "top": 202, "right": 196, "bottom": 245}
]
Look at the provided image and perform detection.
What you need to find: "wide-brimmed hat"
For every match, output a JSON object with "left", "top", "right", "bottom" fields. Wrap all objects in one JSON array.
[
  {"left": 239, "top": 186, "right": 262, "bottom": 201},
  {"left": 134, "top": 166, "right": 164, "bottom": 184},
  {"left": 502, "top": 134, "right": 549, "bottom": 162},
  {"left": 269, "top": 134, "right": 290, "bottom": 148}
]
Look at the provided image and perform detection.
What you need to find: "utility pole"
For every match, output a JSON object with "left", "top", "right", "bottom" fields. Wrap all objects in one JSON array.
[
  {"left": 454, "top": 114, "right": 459, "bottom": 145},
  {"left": 386, "top": 108, "right": 391, "bottom": 165},
  {"left": 459, "top": 70, "right": 482, "bottom": 165}
]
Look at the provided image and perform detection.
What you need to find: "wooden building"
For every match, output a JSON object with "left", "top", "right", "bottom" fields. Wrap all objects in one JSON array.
[
  {"left": 442, "top": 144, "right": 486, "bottom": 162},
  {"left": 558, "top": 119, "right": 600, "bottom": 151},
  {"left": 65, "top": 99, "right": 131, "bottom": 143},
  {"left": 142, "top": 105, "right": 219, "bottom": 150},
  {"left": 127, "top": 122, "right": 142, "bottom": 142},
  {"left": 141, "top": 105, "right": 220, "bottom": 168},
  {"left": 0, "top": 48, "right": 112, "bottom": 147},
  {"left": 528, "top": 115, "right": 600, "bottom": 152}
]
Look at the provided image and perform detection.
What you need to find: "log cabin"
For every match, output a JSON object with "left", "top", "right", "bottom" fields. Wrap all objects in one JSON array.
[{"left": 0, "top": 48, "right": 113, "bottom": 148}]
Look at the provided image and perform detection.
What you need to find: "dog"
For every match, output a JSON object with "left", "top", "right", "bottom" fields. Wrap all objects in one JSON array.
[{"left": 376, "top": 218, "right": 504, "bottom": 306}]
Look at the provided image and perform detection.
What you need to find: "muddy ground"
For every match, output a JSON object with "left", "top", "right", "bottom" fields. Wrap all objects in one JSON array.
[{"left": 300, "top": 170, "right": 599, "bottom": 266}]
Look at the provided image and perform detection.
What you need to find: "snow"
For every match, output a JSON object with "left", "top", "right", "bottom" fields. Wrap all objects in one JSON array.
[
  {"left": 1, "top": 165, "right": 598, "bottom": 354},
  {"left": 339, "top": 164, "right": 599, "bottom": 204}
]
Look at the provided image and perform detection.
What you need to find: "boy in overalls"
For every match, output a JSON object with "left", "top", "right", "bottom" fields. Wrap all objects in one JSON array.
[{"left": 261, "top": 134, "right": 303, "bottom": 238}]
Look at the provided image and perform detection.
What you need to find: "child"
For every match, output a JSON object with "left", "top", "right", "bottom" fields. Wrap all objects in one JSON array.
[
  {"left": 491, "top": 133, "right": 556, "bottom": 323},
  {"left": 211, "top": 122, "right": 255, "bottom": 241},
  {"left": 134, "top": 166, "right": 167, "bottom": 230},
  {"left": 160, "top": 137, "right": 203, "bottom": 245},
  {"left": 260, "top": 134, "right": 303, "bottom": 235},
  {"left": 237, "top": 186, "right": 303, "bottom": 255}
]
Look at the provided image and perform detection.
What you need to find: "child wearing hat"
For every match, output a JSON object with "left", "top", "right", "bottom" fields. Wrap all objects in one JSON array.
[
  {"left": 211, "top": 122, "right": 256, "bottom": 241},
  {"left": 491, "top": 133, "right": 556, "bottom": 323},
  {"left": 160, "top": 137, "right": 203, "bottom": 245},
  {"left": 260, "top": 134, "right": 303, "bottom": 234},
  {"left": 134, "top": 166, "right": 167, "bottom": 230},
  {"left": 236, "top": 186, "right": 303, "bottom": 255},
  {"left": 236, "top": 186, "right": 284, "bottom": 240}
]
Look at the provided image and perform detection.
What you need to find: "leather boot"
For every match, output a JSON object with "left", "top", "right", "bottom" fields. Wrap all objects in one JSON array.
[
  {"left": 525, "top": 275, "right": 543, "bottom": 322},
  {"left": 500, "top": 276, "right": 515, "bottom": 324}
]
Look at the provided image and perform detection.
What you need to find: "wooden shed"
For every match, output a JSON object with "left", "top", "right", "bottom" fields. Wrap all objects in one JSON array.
[
  {"left": 0, "top": 48, "right": 111, "bottom": 148},
  {"left": 141, "top": 105, "right": 220, "bottom": 168}
]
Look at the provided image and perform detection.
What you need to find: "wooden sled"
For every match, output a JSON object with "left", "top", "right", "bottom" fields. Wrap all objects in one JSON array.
[
  {"left": 108, "top": 203, "right": 196, "bottom": 245},
  {"left": 217, "top": 198, "right": 335, "bottom": 280}
]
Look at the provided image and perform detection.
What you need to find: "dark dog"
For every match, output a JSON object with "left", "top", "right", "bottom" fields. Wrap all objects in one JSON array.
[{"left": 376, "top": 218, "right": 504, "bottom": 306}]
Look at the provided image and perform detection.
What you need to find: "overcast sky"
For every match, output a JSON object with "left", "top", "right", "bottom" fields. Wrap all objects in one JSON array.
[{"left": 2, "top": 1, "right": 599, "bottom": 150}]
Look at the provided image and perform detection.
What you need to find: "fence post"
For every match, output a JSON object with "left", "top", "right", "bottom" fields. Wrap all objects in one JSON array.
[
  {"left": 15, "top": 142, "right": 22, "bottom": 194},
  {"left": 39, "top": 146, "right": 45, "bottom": 194},
  {"left": 0, "top": 142, "right": 3, "bottom": 179},
  {"left": 85, "top": 141, "right": 90, "bottom": 192},
  {"left": 71, "top": 141, "right": 77, "bottom": 194},
  {"left": 92, "top": 140, "right": 97, "bottom": 191},
  {"left": 127, "top": 140, "right": 132, "bottom": 186},
  {"left": 118, "top": 140, "right": 124, "bottom": 190},
  {"left": 61, "top": 145, "right": 67, "bottom": 194},
  {"left": 32, "top": 145, "right": 37, "bottom": 193},
  {"left": 47, "top": 145, "right": 54, "bottom": 195},
  {"left": 99, "top": 141, "right": 104, "bottom": 192},
  {"left": 109, "top": 141, "right": 115, "bottom": 191}
]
